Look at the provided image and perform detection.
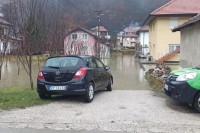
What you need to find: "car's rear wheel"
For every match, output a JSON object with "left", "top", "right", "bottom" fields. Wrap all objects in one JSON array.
[
  {"left": 39, "top": 94, "right": 51, "bottom": 99},
  {"left": 85, "top": 83, "right": 94, "bottom": 103},
  {"left": 106, "top": 77, "right": 112, "bottom": 91},
  {"left": 193, "top": 93, "right": 200, "bottom": 113}
]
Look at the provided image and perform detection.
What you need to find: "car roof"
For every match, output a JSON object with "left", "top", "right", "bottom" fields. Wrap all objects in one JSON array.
[{"left": 47, "top": 55, "right": 95, "bottom": 60}]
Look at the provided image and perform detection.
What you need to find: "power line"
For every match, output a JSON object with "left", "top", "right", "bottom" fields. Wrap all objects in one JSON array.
[{"left": 67, "top": 0, "right": 94, "bottom": 16}]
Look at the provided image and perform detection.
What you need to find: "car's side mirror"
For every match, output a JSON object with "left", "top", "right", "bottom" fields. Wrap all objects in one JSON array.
[{"left": 105, "top": 66, "right": 110, "bottom": 71}]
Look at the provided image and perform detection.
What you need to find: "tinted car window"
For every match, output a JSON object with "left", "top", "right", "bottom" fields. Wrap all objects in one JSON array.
[
  {"left": 44, "top": 57, "right": 83, "bottom": 68},
  {"left": 95, "top": 58, "right": 104, "bottom": 68},
  {"left": 88, "top": 58, "right": 97, "bottom": 68}
]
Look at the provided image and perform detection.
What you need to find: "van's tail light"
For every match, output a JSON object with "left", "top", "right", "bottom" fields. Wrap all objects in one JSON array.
[
  {"left": 73, "top": 68, "right": 87, "bottom": 79},
  {"left": 38, "top": 70, "right": 44, "bottom": 79}
]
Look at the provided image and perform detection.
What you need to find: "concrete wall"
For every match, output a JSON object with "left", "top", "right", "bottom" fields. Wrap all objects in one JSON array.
[
  {"left": 149, "top": 17, "right": 191, "bottom": 61},
  {"left": 180, "top": 23, "right": 200, "bottom": 68}
]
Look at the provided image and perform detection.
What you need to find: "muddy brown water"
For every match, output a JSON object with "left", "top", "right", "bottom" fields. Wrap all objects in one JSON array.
[{"left": 0, "top": 55, "right": 178, "bottom": 90}]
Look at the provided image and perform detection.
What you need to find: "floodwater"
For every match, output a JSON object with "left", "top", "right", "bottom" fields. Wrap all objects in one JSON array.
[
  {"left": 102, "top": 55, "right": 149, "bottom": 90},
  {"left": 0, "top": 55, "right": 177, "bottom": 90},
  {"left": 0, "top": 61, "right": 41, "bottom": 89}
]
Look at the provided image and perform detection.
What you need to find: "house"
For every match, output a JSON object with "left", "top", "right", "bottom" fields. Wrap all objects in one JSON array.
[
  {"left": 116, "top": 31, "right": 125, "bottom": 49},
  {"left": 173, "top": 14, "right": 200, "bottom": 67},
  {"left": 64, "top": 27, "right": 110, "bottom": 58},
  {"left": 122, "top": 33, "right": 138, "bottom": 48},
  {"left": 0, "top": 18, "right": 12, "bottom": 54},
  {"left": 143, "top": 0, "right": 200, "bottom": 63},
  {"left": 117, "top": 26, "right": 140, "bottom": 49},
  {"left": 90, "top": 26, "right": 110, "bottom": 39},
  {"left": 136, "top": 26, "right": 149, "bottom": 56}
]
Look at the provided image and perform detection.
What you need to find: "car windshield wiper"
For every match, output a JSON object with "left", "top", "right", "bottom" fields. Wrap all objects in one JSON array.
[{"left": 47, "top": 66, "right": 60, "bottom": 69}]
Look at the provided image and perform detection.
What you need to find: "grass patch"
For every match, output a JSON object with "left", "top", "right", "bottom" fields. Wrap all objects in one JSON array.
[
  {"left": 0, "top": 87, "right": 52, "bottom": 110},
  {"left": 145, "top": 74, "right": 164, "bottom": 92}
]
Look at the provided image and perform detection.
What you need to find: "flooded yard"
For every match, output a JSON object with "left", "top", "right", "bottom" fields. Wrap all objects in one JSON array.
[{"left": 0, "top": 55, "right": 178, "bottom": 90}]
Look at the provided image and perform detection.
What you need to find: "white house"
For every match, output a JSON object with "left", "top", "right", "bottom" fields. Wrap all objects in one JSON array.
[
  {"left": 116, "top": 31, "right": 125, "bottom": 48},
  {"left": 122, "top": 33, "right": 138, "bottom": 48},
  {"left": 136, "top": 26, "right": 149, "bottom": 56},
  {"left": 117, "top": 26, "right": 140, "bottom": 49},
  {"left": 0, "top": 18, "right": 12, "bottom": 54},
  {"left": 90, "top": 26, "right": 110, "bottom": 39}
]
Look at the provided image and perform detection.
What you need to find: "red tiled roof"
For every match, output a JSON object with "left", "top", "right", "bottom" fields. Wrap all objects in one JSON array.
[
  {"left": 124, "top": 27, "right": 140, "bottom": 33},
  {"left": 137, "top": 26, "right": 149, "bottom": 32},
  {"left": 173, "top": 14, "right": 200, "bottom": 31},
  {"left": 91, "top": 26, "right": 108, "bottom": 32},
  {"left": 125, "top": 33, "right": 138, "bottom": 38},
  {"left": 151, "top": 0, "right": 200, "bottom": 15},
  {"left": 0, "top": 18, "right": 11, "bottom": 26}
]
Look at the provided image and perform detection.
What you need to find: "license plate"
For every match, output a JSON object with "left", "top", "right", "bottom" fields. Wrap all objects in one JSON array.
[
  {"left": 165, "top": 84, "right": 169, "bottom": 91},
  {"left": 49, "top": 86, "right": 66, "bottom": 91}
]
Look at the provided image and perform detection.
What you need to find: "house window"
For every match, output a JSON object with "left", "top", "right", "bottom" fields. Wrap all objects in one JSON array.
[
  {"left": 81, "top": 33, "right": 88, "bottom": 41},
  {"left": 169, "top": 19, "right": 179, "bottom": 29},
  {"left": 169, "top": 44, "right": 180, "bottom": 53},
  {"left": 81, "top": 45, "right": 90, "bottom": 53},
  {"left": 68, "top": 44, "right": 74, "bottom": 51},
  {"left": 71, "top": 33, "right": 78, "bottom": 40}
]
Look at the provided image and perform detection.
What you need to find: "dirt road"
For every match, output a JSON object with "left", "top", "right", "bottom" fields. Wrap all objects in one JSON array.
[{"left": 1, "top": 90, "right": 200, "bottom": 133}]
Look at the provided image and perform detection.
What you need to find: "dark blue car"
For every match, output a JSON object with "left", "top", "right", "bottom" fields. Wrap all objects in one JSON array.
[{"left": 37, "top": 55, "right": 113, "bottom": 102}]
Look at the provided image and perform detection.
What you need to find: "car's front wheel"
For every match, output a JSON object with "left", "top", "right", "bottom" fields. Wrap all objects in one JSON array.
[
  {"left": 85, "top": 83, "right": 94, "bottom": 103},
  {"left": 39, "top": 94, "right": 51, "bottom": 99},
  {"left": 106, "top": 77, "right": 112, "bottom": 91},
  {"left": 193, "top": 93, "right": 200, "bottom": 113}
]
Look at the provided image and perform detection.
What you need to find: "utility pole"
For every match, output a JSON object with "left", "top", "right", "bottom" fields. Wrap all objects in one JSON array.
[
  {"left": 94, "top": 9, "right": 104, "bottom": 58},
  {"left": 94, "top": 10, "right": 103, "bottom": 37}
]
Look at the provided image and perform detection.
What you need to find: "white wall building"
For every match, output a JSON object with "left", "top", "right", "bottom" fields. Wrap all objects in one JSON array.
[
  {"left": 137, "top": 26, "right": 149, "bottom": 56},
  {"left": 122, "top": 33, "right": 138, "bottom": 48},
  {"left": 0, "top": 18, "right": 12, "bottom": 54}
]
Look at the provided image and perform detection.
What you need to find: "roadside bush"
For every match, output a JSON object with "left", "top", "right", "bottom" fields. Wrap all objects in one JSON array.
[{"left": 145, "top": 73, "right": 164, "bottom": 92}]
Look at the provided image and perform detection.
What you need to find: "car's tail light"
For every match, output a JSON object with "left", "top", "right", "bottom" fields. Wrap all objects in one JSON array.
[
  {"left": 60, "top": 55, "right": 67, "bottom": 57},
  {"left": 38, "top": 70, "right": 44, "bottom": 79},
  {"left": 73, "top": 68, "right": 87, "bottom": 79}
]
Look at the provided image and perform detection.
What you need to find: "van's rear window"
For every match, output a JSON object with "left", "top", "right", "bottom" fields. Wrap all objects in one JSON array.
[{"left": 44, "top": 57, "right": 83, "bottom": 68}]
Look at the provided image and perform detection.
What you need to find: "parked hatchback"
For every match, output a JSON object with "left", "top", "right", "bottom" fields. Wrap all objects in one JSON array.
[
  {"left": 37, "top": 55, "right": 113, "bottom": 103},
  {"left": 165, "top": 67, "right": 200, "bottom": 112}
]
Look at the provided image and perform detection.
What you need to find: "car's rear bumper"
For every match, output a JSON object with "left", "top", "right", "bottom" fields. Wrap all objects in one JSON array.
[
  {"left": 164, "top": 81, "right": 198, "bottom": 105},
  {"left": 37, "top": 79, "right": 87, "bottom": 96}
]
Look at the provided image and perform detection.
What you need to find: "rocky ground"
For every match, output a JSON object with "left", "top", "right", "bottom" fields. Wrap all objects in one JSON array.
[{"left": 1, "top": 90, "right": 200, "bottom": 133}]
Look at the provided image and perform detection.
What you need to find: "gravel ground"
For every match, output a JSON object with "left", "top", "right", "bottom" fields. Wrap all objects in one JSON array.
[{"left": 1, "top": 90, "right": 200, "bottom": 133}]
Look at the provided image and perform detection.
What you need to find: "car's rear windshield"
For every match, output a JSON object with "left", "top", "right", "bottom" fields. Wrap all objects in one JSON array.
[{"left": 44, "top": 57, "right": 83, "bottom": 68}]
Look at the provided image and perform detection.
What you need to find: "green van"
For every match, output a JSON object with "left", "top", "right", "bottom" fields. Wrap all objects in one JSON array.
[{"left": 164, "top": 67, "right": 200, "bottom": 112}]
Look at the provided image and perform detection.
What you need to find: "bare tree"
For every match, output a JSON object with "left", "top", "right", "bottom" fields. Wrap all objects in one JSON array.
[
  {"left": 2, "top": 0, "right": 47, "bottom": 89},
  {"left": 1, "top": 0, "right": 86, "bottom": 89}
]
